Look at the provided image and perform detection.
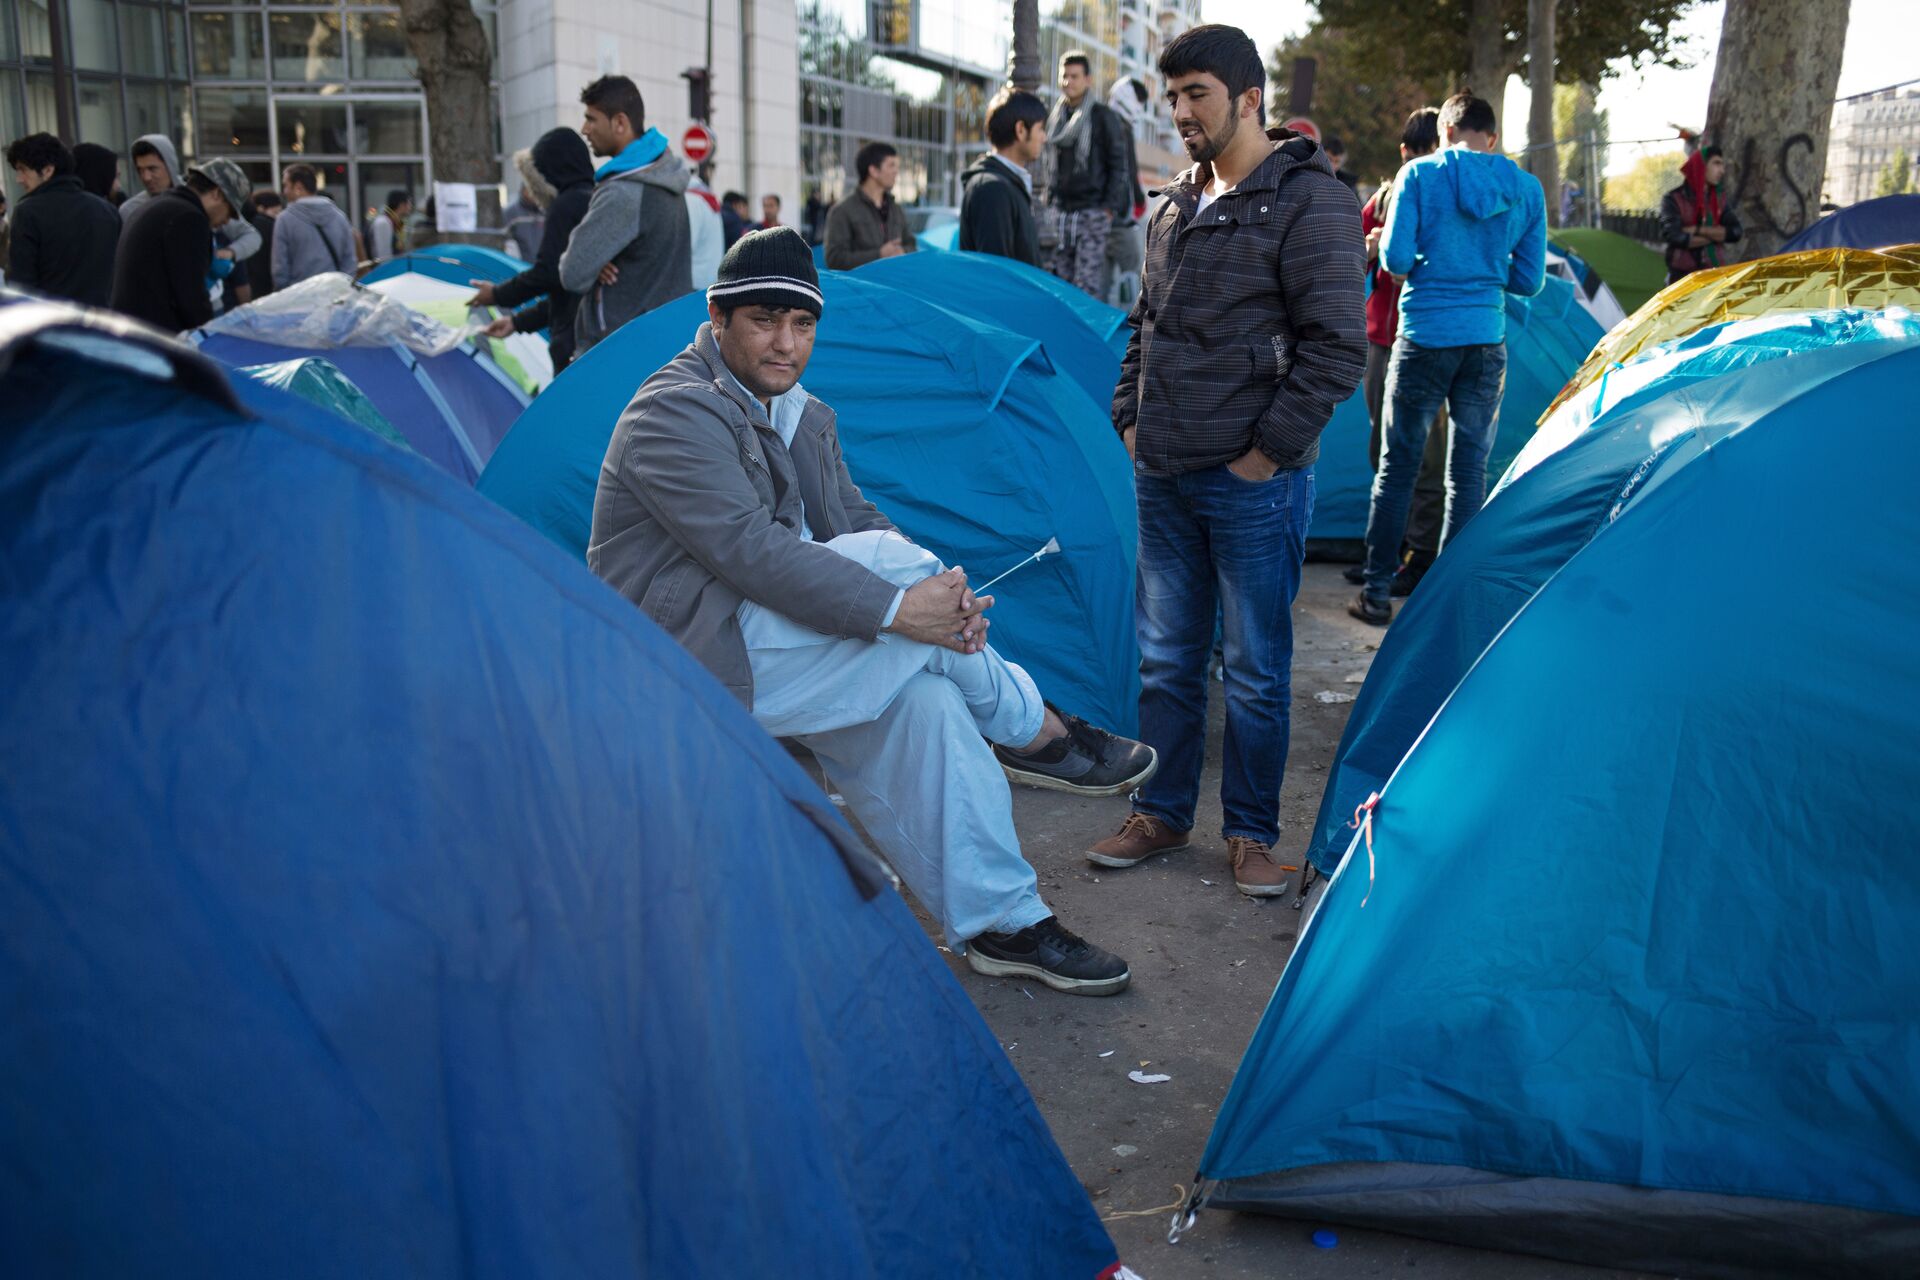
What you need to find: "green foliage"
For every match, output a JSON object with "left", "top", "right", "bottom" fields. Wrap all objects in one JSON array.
[
  {"left": 1605, "top": 149, "right": 1684, "bottom": 211},
  {"left": 1876, "top": 149, "right": 1913, "bottom": 198},
  {"left": 1265, "top": 25, "right": 1449, "bottom": 191},
  {"left": 1310, "top": 0, "right": 1702, "bottom": 92},
  {"left": 1554, "top": 82, "right": 1608, "bottom": 196}
]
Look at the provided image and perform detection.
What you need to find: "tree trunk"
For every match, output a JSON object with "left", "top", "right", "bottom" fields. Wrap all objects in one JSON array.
[
  {"left": 1525, "top": 0, "right": 1557, "bottom": 226},
  {"left": 1704, "top": 0, "right": 1850, "bottom": 258},
  {"left": 397, "top": 0, "right": 498, "bottom": 245},
  {"left": 1009, "top": 0, "right": 1040, "bottom": 92},
  {"left": 1466, "top": 0, "right": 1505, "bottom": 98}
]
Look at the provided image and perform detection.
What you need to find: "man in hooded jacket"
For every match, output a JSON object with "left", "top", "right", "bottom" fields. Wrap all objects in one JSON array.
[
  {"left": 557, "top": 75, "right": 692, "bottom": 354},
  {"left": 1351, "top": 91, "right": 1545, "bottom": 626},
  {"left": 1659, "top": 145, "right": 1742, "bottom": 285},
  {"left": 472, "top": 128, "right": 596, "bottom": 373},
  {"left": 120, "top": 133, "right": 259, "bottom": 272},
  {"left": 272, "top": 164, "right": 357, "bottom": 289}
]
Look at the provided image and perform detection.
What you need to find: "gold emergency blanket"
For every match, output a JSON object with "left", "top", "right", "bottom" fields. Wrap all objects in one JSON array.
[{"left": 1545, "top": 244, "right": 1920, "bottom": 420}]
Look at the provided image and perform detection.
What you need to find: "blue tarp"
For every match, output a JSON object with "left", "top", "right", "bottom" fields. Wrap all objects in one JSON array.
[
  {"left": 1199, "top": 331, "right": 1920, "bottom": 1278},
  {"left": 0, "top": 307, "right": 1121, "bottom": 1279},
  {"left": 1305, "top": 306, "right": 1920, "bottom": 874},
  {"left": 193, "top": 332, "right": 526, "bottom": 485},
  {"left": 1781, "top": 193, "right": 1920, "bottom": 252},
  {"left": 478, "top": 273, "right": 1141, "bottom": 732},
  {"left": 857, "top": 250, "right": 1128, "bottom": 406},
  {"left": 1311, "top": 273, "right": 1605, "bottom": 541}
]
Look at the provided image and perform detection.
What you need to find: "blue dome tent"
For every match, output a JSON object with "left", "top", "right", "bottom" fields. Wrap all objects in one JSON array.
[
  {"left": 361, "top": 243, "right": 531, "bottom": 288},
  {"left": 1310, "top": 273, "right": 1605, "bottom": 542},
  {"left": 0, "top": 298, "right": 1125, "bottom": 1280},
  {"left": 1189, "top": 332, "right": 1920, "bottom": 1279},
  {"left": 190, "top": 274, "right": 529, "bottom": 484},
  {"left": 857, "top": 250, "right": 1128, "bottom": 406},
  {"left": 478, "top": 273, "right": 1140, "bottom": 732},
  {"left": 1304, "top": 307, "right": 1920, "bottom": 875},
  {"left": 1781, "top": 193, "right": 1920, "bottom": 252}
]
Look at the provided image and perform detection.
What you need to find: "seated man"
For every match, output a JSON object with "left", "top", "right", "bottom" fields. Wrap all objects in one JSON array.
[{"left": 590, "top": 227, "right": 1151, "bottom": 995}]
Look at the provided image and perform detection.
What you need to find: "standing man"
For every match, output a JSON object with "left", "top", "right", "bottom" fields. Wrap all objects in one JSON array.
[
  {"left": 1347, "top": 106, "right": 1448, "bottom": 598},
  {"left": 759, "top": 193, "right": 783, "bottom": 229},
  {"left": 590, "top": 227, "right": 1151, "bottom": 994},
  {"left": 110, "top": 162, "right": 245, "bottom": 332},
  {"left": 271, "top": 165, "right": 356, "bottom": 289},
  {"left": 1087, "top": 25, "right": 1366, "bottom": 895},
  {"left": 474, "top": 128, "right": 596, "bottom": 373},
  {"left": 367, "top": 189, "right": 412, "bottom": 262},
  {"left": 959, "top": 89, "right": 1048, "bottom": 265},
  {"left": 5, "top": 133, "right": 120, "bottom": 307},
  {"left": 118, "top": 134, "right": 179, "bottom": 223},
  {"left": 71, "top": 142, "right": 123, "bottom": 204},
  {"left": 246, "top": 191, "right": 282, "bottom": 300},
  {"left": 1659, "top": 144, "right": 1742, "bottom": 285},
  {"left": 823, "top": 141, "right": 917, "bottom": 270},
  {"left": 1043, "top": 51, "right": 1129, "bottom": 296},
  {"left": 685, "top": 167, "right": 725, "bottom": 289},
  {"left": 558, "top": 74, "right": 692, "bottom": 356},
  {"left": 720, "top": 190, "right": 753, "bottom": 247},
  {"left": 1350, "top": 91, "right": 1546, "bottom": 626}
]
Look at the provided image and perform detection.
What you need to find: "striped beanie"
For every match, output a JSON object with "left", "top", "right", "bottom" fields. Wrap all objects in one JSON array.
[{"left": 706, "top": 226, "right": 824, "bottom": 318}]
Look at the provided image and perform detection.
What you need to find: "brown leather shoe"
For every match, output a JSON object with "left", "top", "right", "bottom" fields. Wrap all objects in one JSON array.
[
  {"left": 1228, "top": 837, "right": 1296, "bottom": 898},
  {"left": 1087, "top": 812, "right": 1190, "bottom": 868}
]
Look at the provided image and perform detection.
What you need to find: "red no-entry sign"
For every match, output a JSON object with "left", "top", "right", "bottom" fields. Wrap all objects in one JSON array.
[
  {"left": 1280, "top": 116, "right": 1320, "bottom": 142},
  {"left": 682, "top": 123, "right": 715, "bottom": 164}
]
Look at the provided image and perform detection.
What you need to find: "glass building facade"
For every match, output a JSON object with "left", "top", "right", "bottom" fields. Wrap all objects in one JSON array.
[
  {"left": 2, "top": 0, "right": 495, "bottom": 223},
  {"left": 1, "top": 0, "right": 192, "bottom": 203}
]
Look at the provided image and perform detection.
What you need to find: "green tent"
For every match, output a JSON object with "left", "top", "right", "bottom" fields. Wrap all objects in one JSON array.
[
  {"left": 235, "top": 358, "right": 412, "bottom": 452},
  {"left": 1550, "top": 227, "right": 1666, "bottom": 314}
]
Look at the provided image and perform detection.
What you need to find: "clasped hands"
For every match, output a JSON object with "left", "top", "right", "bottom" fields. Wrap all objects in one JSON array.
[{"left": 884, "top": 568, "right": 993, "bottom": 655}]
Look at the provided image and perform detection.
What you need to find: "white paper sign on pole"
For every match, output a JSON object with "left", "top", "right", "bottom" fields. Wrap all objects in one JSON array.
[{"left": 433, "top": 181, "right": 478, "bottom": 232}]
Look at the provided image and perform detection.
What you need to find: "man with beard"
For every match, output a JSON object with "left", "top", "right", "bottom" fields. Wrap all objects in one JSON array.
[
  {"left": 1086, "top": 25, "right": 1366, "bottom": 896},
  {"left": 1043, "top": 52, "right": 1130, "bottom": 296}
]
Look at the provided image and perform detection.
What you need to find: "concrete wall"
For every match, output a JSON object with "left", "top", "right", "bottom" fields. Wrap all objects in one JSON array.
[{"left": 498, "top": 0, "right": 800, "bottom": 216}]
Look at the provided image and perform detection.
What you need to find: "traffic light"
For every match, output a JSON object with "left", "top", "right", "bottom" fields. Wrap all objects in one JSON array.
[{"left": 683, "top": 67, "right": 711, "bottom": 122}]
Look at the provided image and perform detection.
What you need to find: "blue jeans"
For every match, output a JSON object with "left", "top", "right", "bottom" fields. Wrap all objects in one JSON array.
[
  {"left": 1134, "top": 462, "right": 1312, "bottom": 844},
  {"left": 1361, "top": 339, "right": 1507, "bottom": 601}
]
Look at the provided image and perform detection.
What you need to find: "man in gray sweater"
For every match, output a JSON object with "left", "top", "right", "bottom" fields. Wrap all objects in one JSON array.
[
  {"left": 272, "top": 164, "right": 357, "bottom": 289},
  {"left": 559, "top": 75, "right": 692, "bottom": 353}
]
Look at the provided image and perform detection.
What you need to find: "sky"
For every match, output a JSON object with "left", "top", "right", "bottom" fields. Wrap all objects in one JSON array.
[{"left": 1198, "top": 0, "right": 1917, "bottom": 173}]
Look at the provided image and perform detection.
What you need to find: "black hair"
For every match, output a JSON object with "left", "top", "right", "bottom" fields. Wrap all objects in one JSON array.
[
  {"left": 722, "top": 190, "right": 747, "bottom": 206},
  {"left": 130, "top": 138, "right": 163, "bottom": 162},
  {"left": 252, "top": 189, "right": 283, "bottom": 210},
  {"left": 581, "top": 74, "right": 645, "bottom": 132},
  {"left": 1401, "top": 106, "right": 1441, "bottom": 155},
  {"left": 282, "top": 163, "right": 319, "bottom": 194},
  {"left": 1700, "top": 144, "right": 1724, "bottom": 163},
  {"left": 1060, "top": 51, "right": 1091, "bottom": 75},
  {"left": 184, "top": 169, "right": 218, "bottom": 199},
  {"left": 1439, "top": 91, "right": 1497, "bottom": 136},
  {"left": 987, "top": 88, "right": 1048, "bottom": 148},
  {"left": 1125, "top": 77, "right": 1148, "bottom": 105},
  {"left": 762, "top": 193, "right": 781, "bottom": 207},
  {"left": 6, "top": 132, "right": 73, "bottom": 176},
  {"left": 854, "top": 140, "right": 897, "bottom": 185},
  {"left": 1323, "top": 135, "right": 1346, "bottom": 157},
  {"left": 1159, "top": 24, "right": 1265, "bottom": 102},
  {"left": 386, "top": 188, "right": 411, "bottom": 209}
]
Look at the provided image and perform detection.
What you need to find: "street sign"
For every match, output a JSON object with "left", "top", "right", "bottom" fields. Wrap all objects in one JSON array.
[
  {"left": 682, "top": 123, "right": 715, "bottom": 164},
  {"left": 1280, "top": 116, "right": 1320, "bottom": 142}
]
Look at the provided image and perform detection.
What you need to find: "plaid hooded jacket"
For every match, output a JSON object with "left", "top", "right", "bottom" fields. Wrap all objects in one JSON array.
[{"left": 1113, "top": 136, "right": 1367, "bottom": 473}]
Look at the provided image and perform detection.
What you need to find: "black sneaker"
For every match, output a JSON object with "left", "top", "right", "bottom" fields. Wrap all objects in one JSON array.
[
  {"left": 993, "top": 705, "right": 1157, "bottom": 796},
  {"left": 1341, "top": 562, "right": 1366, "bottom": 585},
  {"left": 1346, "top": 591, "right": 1392, "bottom": 626},
  {"left": 966, "top": 916, "right": 1131, "bottom": 995}
]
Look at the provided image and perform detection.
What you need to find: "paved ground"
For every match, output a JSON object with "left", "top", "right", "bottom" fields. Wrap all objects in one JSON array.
[{"left": 913, "top": 565, "right": 1666, "bottom": 1280}]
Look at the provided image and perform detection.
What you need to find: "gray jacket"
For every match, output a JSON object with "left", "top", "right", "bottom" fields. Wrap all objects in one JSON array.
[
  {"left": 559, "top": 150, "right": 693, "bottom": 352},
  {"left": 272, "top": 196, "right": 356, "bottom": 289},
  {"left": 588, "top": 323, "right": 899, "bottom": 705},
  {"left": 118, "top": 133, "right": 179, "bottom": 224}
]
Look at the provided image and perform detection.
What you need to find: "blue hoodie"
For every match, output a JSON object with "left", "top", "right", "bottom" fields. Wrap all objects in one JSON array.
[{"left": 1381, "top": 144, "right": 1547, "bottom": 348}]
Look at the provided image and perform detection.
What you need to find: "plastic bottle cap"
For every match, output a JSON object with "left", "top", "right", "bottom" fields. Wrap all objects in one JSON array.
[{"left": 1312, "top": 1228, "right": 1338, "bottom": 1249}]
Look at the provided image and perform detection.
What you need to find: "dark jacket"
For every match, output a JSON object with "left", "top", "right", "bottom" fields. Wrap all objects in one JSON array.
[
  {"left": 494, "top": 128, "right": 595, "bottom": 371},
  {"left": 246, "top": 210, "right": 277, "bottom": 299},
  {"left": 721, "top": 205, "right": 751, "bottom": 248},
  {"left": 110, "top": 185, "right": 213, "bottom": 332},
  {"left": 1659, "top": 154, "right": 1743, "bottom": 284},
  {"left": 71, "top": 143, "right": 121, "bottom": 202},
  {"left": 7, "top": 174, "right": 121, "bottom": 307},
  {"left": 1045, "top": 96, "right": 1130, "bottom": 216},
  {"left": 1115, "top": 138, "right": 1368, "bottom": 473},
  {"left": 557, "top": 131, "right": 692, "bottom": 353},
  {"left": 959, "top": 154, "right": 1039, "bottom": 266},
  {"left": 823, "top": 189, "right": 916, "bottom": 270},
  {"left": 588, "top": 323, "right": 898, "bottom": 706}
]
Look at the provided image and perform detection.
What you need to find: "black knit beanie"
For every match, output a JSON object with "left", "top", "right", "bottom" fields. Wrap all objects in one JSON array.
[{"left": 706, "top": 226, "right": 824, "bottom": 318}]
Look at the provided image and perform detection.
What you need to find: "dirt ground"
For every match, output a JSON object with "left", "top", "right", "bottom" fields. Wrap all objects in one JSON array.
[{"left": 921, "top": 564, "right": 1667, "bottom": 1280}]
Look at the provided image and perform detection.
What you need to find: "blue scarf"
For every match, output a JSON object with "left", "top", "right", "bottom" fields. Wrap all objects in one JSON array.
[{"left": 594, "top": 129, "right": 670, "bottom": 182}]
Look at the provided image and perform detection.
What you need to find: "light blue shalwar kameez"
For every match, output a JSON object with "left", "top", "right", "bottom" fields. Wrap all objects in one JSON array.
[{"left": 730, "top": 376, "right": 1053, "bottom": 945}]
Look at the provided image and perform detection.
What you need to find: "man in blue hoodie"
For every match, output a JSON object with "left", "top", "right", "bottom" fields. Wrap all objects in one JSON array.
[{"left": 1350, "top": 91, "right": 1545, "bottom": 626}]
